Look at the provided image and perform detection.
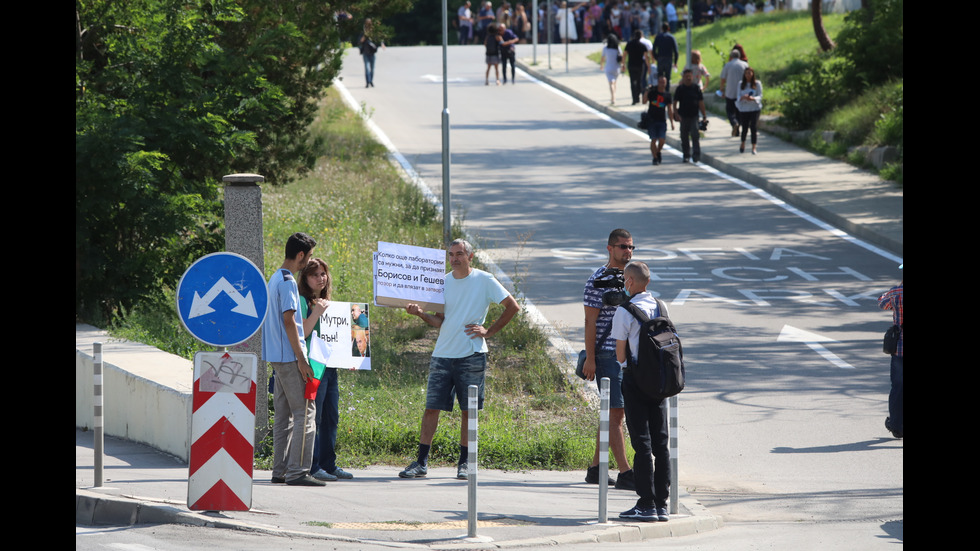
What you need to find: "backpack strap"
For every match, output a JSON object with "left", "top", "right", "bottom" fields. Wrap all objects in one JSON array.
[
  {"left": 622, "top": 300, "right": 651, "bottom": 324},
  {"left": 621, "top": 300, "right": 650, "bottom": 369}
]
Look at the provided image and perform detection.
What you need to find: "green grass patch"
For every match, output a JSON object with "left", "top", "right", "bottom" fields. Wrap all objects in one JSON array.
[{"left": 675, "top": 11, "right": 846, "bottom": 113}]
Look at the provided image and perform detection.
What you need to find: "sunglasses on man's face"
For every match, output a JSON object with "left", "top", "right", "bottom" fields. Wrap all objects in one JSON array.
[{"left": 613, "top": 244, "right": 635, "bottom": 250}]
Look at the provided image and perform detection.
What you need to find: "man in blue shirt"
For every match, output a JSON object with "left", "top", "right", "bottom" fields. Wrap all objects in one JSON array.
[
  {"left": 665, "top": 0, "right": 678, "bottom": 32},
  {"left": 399, "top": 239, "right": 521, "bottom": 480},
  {"left": 263, "top": 232, "right": 324, "bottom": 486}
]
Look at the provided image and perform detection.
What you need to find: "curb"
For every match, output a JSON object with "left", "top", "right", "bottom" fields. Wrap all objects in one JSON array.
[{"left": 77, "top": 487, "right": 722, "bottom": 549}]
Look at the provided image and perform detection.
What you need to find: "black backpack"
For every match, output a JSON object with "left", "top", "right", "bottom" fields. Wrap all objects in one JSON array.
[{"left": 622, "top": 298, "right": 685, "bottom": 401}]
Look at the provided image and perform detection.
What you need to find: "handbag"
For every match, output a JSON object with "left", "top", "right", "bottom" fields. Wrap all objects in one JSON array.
[
  {"left": 637, "top": 111, "right": 650, "bottom": 130},
  {"left": 575, "top": 350, "right": 589, "bottom": 379},
  {"left": 576, "top": 323, "right": 612, "bottom": 380},
  {"left": 883, "top": 324, "right": 901, "bottom": 354}
]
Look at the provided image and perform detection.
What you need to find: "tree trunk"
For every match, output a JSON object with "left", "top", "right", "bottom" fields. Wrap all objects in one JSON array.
[{"left": 812, "top": 0, "right": 836, "bottom": 51}]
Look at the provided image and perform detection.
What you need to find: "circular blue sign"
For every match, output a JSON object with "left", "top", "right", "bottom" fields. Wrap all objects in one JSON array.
[{"left": 176, "top": 252, "right": 268, "bottom": 347}]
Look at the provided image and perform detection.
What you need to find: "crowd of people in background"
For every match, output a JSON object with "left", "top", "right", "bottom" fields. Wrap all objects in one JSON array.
[{"left": 458, "top": 1, "right": 780, "bottom": 47}]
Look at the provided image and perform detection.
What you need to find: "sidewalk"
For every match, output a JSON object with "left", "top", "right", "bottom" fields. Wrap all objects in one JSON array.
[
  {"left": 76, "top": 430, "right": 721, "bottom": 548},
  {"left": 517, "top": 43, "right": 902, "bottom": 257}
]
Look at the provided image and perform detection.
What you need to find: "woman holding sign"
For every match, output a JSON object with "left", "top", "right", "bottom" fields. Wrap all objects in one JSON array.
[{"left": 298, "top": 258, "right": 354, "bottom": 481}]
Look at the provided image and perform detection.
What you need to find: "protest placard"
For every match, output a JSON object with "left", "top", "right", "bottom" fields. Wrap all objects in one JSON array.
[
  {"left": 373, "top": 241, "right": 446, "bottom": 313},
  {"left": 309, "top": 301, "right": 371, "bottom": 371}
]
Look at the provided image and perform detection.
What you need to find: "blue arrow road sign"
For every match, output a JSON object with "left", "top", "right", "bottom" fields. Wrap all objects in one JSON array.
[{"left": 176, "top": 252, "right": 268, "bottom": 347}]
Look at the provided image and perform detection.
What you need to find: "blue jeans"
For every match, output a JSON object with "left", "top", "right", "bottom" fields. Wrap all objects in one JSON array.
[
  {"left": 310, "top": 368, "right": 339, "bottom": 474},
  {"left": 362, "top": 54, "right": 375, "bottom": 86},
  {"left": 594, "top": 349, "right": 625, "bottom": 409},
  {"left": 425, "top": 353, "right": 487, "bottom": 411}
]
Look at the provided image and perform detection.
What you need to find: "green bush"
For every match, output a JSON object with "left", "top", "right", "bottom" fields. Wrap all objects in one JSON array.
[
  {"left": 75, "top": 0, "right": 412, "bottom": 325},
  {"left": 835, "top": 0, "right": 904, "bottom": 87},
  {"left": 779, "top": 0, "right": 902, "bottom": 133},
  {"left": 780, "top": 54, "right": 854, "bottom": 128},
  {"left": 871, "top": 81, "right": 903, "bottom": 149}
]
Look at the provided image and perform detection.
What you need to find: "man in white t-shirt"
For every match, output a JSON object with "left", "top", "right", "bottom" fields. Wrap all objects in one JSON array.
[
  {"left": 611, "top": 261, "right": 671, "bottom": 522},
  {"left": 399, "top": 239, "right": 521, "bottom": 480}
]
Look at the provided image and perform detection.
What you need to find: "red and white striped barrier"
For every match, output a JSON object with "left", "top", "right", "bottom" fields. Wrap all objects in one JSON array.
[{"left": 188, "top": 352, "right": 257, "bottom": 511}]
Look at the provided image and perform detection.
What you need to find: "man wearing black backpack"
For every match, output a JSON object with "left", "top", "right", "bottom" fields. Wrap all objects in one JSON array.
[{"left": 611, "top": 261, "right": 671, "bottom": 522}]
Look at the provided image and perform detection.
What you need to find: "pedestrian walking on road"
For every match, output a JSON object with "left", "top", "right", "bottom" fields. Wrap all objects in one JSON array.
[
  {"left": 644, "top": 76, "right": 674, "bottom": 165},
  {"left": 624, "top": 29, "right": 652, "bottom": 105},
  {"left": 736, "top": 67, "right": 762, "bottom": 155},
  {"left": 484, "top": 22, "right": 503, "bottom": 85},
  {"left": 652, "top": 23, "right": 678, "bottom": 89},
  {"left": 672, "top": 68, "right": 707, "bottom": 163},
  {"left": 686, "top": 49, "right": 710, "bottom": 91},
  {"left": 719, "top": 49, "right": 749, "bottom": 136},
  {"left": 458, "top": 1, "right": 474, "bottom": 45},
  {"left": 878, "top": 270, "right": 903, "bottom": 439},
  {"left": 498, "top": 22, "right": 519, "bottom": 83},
  {"left": 600, "top": 34, "right": 623, "bottom": 104},
  {"left": 358, "top": 18, "right": 383, "bottom": 88}
]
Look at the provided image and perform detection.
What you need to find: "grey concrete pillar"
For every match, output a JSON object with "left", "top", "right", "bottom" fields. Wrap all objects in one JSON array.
[{"left": 222, "top": 173, "right": 268, "bottom": 445}]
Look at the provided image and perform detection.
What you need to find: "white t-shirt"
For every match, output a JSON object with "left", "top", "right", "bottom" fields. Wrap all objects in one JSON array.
[
  {"left": 610, "top": 292, "right": 667, "bottom": 362},
  {"left": 432, "top": 269, "right": 511, "bottom": 358}
]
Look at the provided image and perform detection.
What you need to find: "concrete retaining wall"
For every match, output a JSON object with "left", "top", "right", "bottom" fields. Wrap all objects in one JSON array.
[{"left": 75, "top": 324, "right": 193, "bottom": 461}]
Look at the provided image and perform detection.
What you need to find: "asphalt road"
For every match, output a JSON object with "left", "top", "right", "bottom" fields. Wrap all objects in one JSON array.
[{"left": 336, "top": 45, "right": 902, "bottom": 546}]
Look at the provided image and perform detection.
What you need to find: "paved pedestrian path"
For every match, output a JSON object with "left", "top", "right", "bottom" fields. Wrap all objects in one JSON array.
[{"left": 517, "top": 43, "right": 902, "bottom": 256}]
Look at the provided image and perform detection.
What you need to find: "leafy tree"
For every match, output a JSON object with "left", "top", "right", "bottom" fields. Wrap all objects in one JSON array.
[
  {"left": 834, "top": 0, "right": 903, "bottom": 87},
  {"left": 76, "top": 0, "right": 412, "bottom": 323},
  {"left": 386, "top": 0, "right": 447, "bottom": 46},
  {"left": 782, "top": 0, "right": 902, "bottom": 130}
]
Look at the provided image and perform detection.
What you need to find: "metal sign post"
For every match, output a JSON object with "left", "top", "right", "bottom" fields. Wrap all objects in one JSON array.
[
  {"left": 93, "top": 342, "right": 104, "bottom": 487},
  {"left": 467, "top": 384, "right": 479, "bottom": 537},
  {"left": 598, "top": 376, "right": 610, "bottom": 523},
  {"left": 670, "top": 395, "right": 679, "bottom": 514}
]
